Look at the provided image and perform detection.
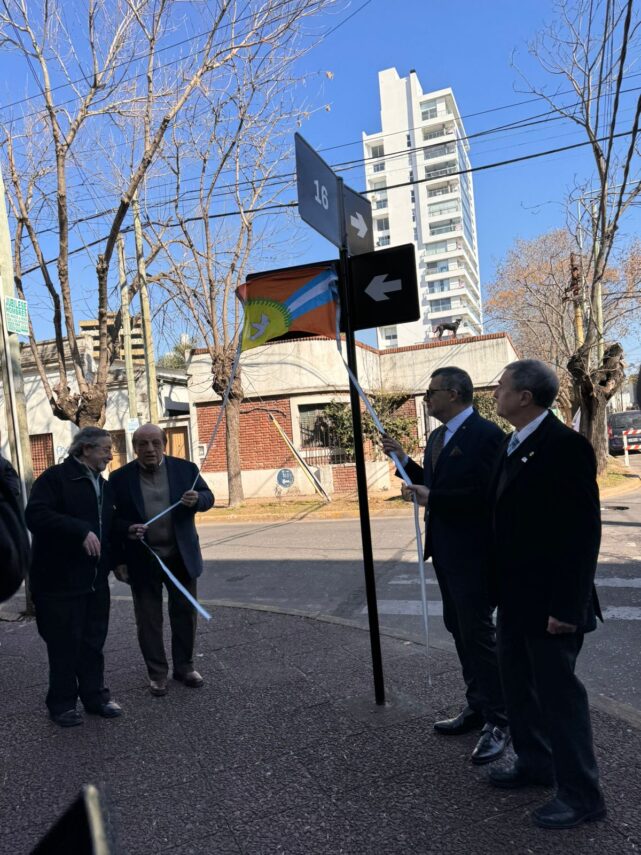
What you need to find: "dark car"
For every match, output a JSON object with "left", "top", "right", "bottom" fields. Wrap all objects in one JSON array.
[{"left": 608, "top": 410, "right": 641, "bottom": 455}]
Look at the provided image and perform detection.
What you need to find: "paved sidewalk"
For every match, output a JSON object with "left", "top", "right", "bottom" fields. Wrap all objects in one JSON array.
[{"left": 1, "top": 598, "right": 639, "bottom": 854}]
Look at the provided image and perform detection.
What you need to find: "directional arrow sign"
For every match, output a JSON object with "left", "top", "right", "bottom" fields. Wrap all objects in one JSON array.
[
  {"left": 295, "top": 133, "right": 342, "bottom": 248},
  {"left": 365, "top": 274, "right": 402, "bottom": 301},
  {"left": 343, "top": 184, "right": 373, "bottom": 256},
  {"left": 347, "top": 244, "right": 419, "bottom": 332}
]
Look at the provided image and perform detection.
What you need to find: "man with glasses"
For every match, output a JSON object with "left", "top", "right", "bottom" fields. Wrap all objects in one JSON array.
[{"left": 382, "top": 366, "right": 508, "bottom": 766}]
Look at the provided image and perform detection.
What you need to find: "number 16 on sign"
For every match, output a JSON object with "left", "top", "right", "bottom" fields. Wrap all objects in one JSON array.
[{"left": 295, "top": 133, "right": 341, "bottom": 248}]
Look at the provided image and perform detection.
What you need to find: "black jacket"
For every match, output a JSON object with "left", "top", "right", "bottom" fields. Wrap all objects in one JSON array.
[
  {"left": 488, "top": 412, "right": 602, "bottom": 633},
  {"left": 25, "top": 456, "right": 114, "bottom": 596},
  {"left": 110, "top": 456, "right": 214, "bottom": 581},
  {"left": 403, "top": 410, "right": 505, "bottom": 590},
  {"left": 0, "top": 456, "right": 29, "bottom": 603}
]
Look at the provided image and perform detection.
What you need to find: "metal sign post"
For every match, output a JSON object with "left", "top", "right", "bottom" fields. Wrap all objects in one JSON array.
[{"left": 337, "top": 177, "right": 386, "bottom": 706}]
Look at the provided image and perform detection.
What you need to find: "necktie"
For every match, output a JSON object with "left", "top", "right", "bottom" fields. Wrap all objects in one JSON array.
[
  {"left": 430, "top": 425, "right": 446, "bottom": 469},
  {"left": 506, "top": 432, "right": 520, "bottom": 456}
]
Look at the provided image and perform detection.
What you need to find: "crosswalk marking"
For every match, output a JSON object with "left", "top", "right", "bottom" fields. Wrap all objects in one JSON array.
[
  {"left": 601, "top": 606, "right": 641, "bottom": 620},
  {"left": 595, "top": 577, "right": 641, "bottom": 588},
  {"left": 362, "top": 600, "right": 443, "bottom": 616}
]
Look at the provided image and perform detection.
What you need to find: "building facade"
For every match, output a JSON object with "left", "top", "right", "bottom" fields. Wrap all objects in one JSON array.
[{"left": 362, "top": 67, "right": 483, "bottom": 349}]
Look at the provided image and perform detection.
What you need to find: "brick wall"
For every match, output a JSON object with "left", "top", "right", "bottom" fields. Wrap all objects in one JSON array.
[
  {"left": 196, "top": 399, "right": 297, "bottom": 473},
  {"left": 333, "top": 464, "right": 357, "bottom": 493}
]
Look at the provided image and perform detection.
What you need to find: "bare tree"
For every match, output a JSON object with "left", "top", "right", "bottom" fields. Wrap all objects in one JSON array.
[
  {"left": 146, "top": 42, "right": 326, "bottom": 505},
  {"left": 485, "top": 228, "right": 641, "bottom": 421},
  {"left": 0, "top": 0, "right": 334, "bottom": 428},
  {"left": 521, "top": 0, "right": 641, "bottom": 470}
]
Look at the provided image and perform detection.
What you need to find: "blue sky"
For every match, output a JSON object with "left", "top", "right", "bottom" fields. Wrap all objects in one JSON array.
[
  {"left": 2, "top": 0, "right": 639, "bottom": 362},
  {"left": 289, "top": 0, "right": 641, "bottom": 358}
]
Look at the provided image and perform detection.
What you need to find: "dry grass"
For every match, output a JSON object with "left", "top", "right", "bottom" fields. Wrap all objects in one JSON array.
[{"left": 598, "top": 456, "right": 641, "bottom": 493}]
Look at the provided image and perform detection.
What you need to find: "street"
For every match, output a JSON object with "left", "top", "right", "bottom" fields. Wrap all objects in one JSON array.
[{"left": 110, "top": 479, "right": 641, "bottom": 719}]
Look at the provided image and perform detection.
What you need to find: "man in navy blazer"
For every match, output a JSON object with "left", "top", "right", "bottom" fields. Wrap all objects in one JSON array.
[
  {"left": 110, "top": 424, "right": 214, "bottom": 696},
  {"left": 383, "top": 366, "right": 508, "bottom": 766},
  {"left": 487, "top": 360, "right": 605, "bottom": 830}
]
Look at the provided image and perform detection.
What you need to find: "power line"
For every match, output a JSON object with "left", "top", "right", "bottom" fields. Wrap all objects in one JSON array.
[
  {"left": 23, "top": 90, "right": 641, "bottom": 233},
  {"left": 21, "top": 127, "right": 635, "bottom": 276}
]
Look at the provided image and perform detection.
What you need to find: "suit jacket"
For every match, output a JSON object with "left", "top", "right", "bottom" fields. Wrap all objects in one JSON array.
[
  {"left": 488, "top": 411, "right": 602, "bottom": 633},
  {"left": 403, "top": 410, "right": 504, "bottom": 590},
  {"left": 110, "top": 455, "right": 214, "bottom": 580}
]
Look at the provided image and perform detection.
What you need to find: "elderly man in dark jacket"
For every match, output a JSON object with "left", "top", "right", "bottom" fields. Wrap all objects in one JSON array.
[
  {"left": 110, "top": 423, "right": 214, "bottom": 697},
  {"left": 26, "top": 428, "right": 122, "bottom": 727}
]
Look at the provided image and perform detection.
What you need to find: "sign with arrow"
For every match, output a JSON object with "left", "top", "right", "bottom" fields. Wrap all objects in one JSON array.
[
  {"left": 343, "top": 184, "right": 373, "bottom": 256},
  {"left": 347, "top": 244, "right": 419, "bottom": 332}
]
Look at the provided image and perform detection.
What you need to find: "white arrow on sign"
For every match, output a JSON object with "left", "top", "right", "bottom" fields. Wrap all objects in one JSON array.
[
  {"left": 365, "top": 274, "right": 402, "bottom": 302},
  {"left": 249, "top": 313, "right": 269, "bottom": 340},
  {"left": 350, "top": 211, "right": 368, "bottom": 239}
]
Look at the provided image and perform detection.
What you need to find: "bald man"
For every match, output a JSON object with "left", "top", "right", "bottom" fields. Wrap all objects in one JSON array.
[{"left": 110, "top": 424, "right": 214, "bottom": 696}]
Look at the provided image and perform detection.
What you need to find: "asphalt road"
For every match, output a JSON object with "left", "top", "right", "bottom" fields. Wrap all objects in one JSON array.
[{"left": 110, "top": 463, "right": 641, "bottom": 718}]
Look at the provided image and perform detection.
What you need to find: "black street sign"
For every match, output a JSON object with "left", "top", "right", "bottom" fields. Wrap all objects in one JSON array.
[
  {"left": 343, "top": 184, "right": 374, "bottom": 256},
  {"left": 347, "top": 243, "right": 419, "bottom": 331},
  {"left": 295, "top": 133, "right": 341, "bottom": 248}
]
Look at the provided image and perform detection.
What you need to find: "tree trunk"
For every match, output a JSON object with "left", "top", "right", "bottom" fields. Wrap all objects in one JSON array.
[
  {"left": 225, "top": 396, "right": 244, "bottom": 507},
  {"left": 580, "top": 394, "right": 609, "bottom": 475},
  {"left": 569, "top": 342, "right": 625, "bottom": 476}
]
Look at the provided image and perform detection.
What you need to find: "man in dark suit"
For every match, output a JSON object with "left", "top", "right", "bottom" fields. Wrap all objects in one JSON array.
[
  {"left": 110, "top": 424, "right": 214, "bottom": 697},
  {"left": 383, "top": 366, "right": 508, "bottom": 765},
  {"left": 488, "top": 359, "right": 605, "bottom": 829}
]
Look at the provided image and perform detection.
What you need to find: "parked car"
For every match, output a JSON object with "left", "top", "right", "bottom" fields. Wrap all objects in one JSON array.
[{"left": 608, "top": 410, "right": 641, "bottom": 455}]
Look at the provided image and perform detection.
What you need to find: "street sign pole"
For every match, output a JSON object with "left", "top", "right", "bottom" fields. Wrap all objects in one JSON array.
[{"left": 337, "top": 177, "right": 385, "bottom": 706}]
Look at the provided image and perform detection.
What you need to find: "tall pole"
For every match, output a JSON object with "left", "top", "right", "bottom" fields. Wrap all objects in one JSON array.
[
  {"left": 337, "top": 177, "right": 385, "bottom": 706},
  {"left": 132, "top": 193, "right": 159, "bottom": 423},
  {"left": 592, "top": 200, "right": 604, "bottom": 364},
  {"left": 0, "top": 163, "right": 33, "bottom": 504},
  {"left": 570, "top": 252, "right": 585, "bottom": 347},
  {"left": 117, "top": 236, "right": 139, "bottom": 422}
]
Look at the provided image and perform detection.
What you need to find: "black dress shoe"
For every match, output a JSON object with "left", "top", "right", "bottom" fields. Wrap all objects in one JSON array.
[
  {"left": 489, "top": 763, "right": 554, "bottom": 789},
  {"left": 85, "top": 700, "right": 123, "bottom": 718},
  {"left": 533, "top": 797, "right": 607, "bottom": 829},
  {"left": 50, "top": 709, "right": 83, "bottom": 728},
  {"left": 434, "top": 707, "right": 483, "bottom": 735},
  {"left": 471, "top": 724, "right": 510, "bottom": 765}
]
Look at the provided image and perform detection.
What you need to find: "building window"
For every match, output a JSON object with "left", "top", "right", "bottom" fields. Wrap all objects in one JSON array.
[
  {"left": 428, "top": 279, "right": 451, "bottom": 294},
  {"left": 381, "top": 326, "right": 398, "bottom": 346},
  {"left": 376, "top": 217, "right": 390, "bottom": 231},
  {"left": 426, "top": 260, "right": 451, "bottom": 274},
  {"left": 425, "top": 161, "right": 457, "bottom": 181},
  {"left": 299, "top": 405, "right": 333, "bottom": 448},
  {"left": 373, "top": 161, "right": 385, "bottom": 173},
  {"left": 430, "top": 218, "right": 460, "bottom": 236},
  {"left": 29, "top": 433, "right": 54, "bottom": 478},
  {"left": 377, "top": 236, "right": 391, "bottom": 247},
  {"left": 430, "top": 297, "right": 452, "bottom": 313},
  {"left": 421, "top": 100, "right": 438, "bottom": 121},
  {"left": 371, "top": 143, "right": 384, "bottom": 158},
  {"left": 375, "top": 196, "right": 388, "bottom": 209},
  {"left": 428, "top": 200, "right": 459, "bottom": 218},
  {"left": 406, "top": 133, "right": 411, "bottom": 148}
]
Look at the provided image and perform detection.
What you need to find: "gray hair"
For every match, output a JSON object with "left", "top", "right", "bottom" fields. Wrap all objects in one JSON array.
[
  {"left": 431, "top": 366, "right": 474, "bottom": 405},
  {"left": 504, "top": 359, "right": 559, "bottom": 408},
  {"left": 68, "top": 427, "right": 111, "bottom": 459}
]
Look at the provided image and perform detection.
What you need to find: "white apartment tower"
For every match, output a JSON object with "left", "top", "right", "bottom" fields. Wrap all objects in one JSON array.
[{"left": 362, "top": 68, "right": 483, "bottom": 348}]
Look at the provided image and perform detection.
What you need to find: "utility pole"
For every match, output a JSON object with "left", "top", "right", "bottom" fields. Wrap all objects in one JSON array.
[
  {"left": 0, "top": 163, "right": 33, "bottom": 505},
  {"left": 132, "top": 193, "right": 159, "bottom": 423},
  {"left": 569, "top": 252, "right": 585, "bottom": 347},
  {"left": 591, "top": 199, "right": 605, "bottom": 364},
  {"left": 117, "top": 235, "right": 139, "bottom": 423}
]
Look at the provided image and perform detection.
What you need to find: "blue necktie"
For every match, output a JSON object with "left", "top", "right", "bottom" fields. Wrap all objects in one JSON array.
[{"left": 506, "top": 432, "right": 520, "bottom": 456}]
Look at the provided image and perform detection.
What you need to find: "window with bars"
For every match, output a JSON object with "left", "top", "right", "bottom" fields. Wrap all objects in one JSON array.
[
  {"left": 299, "top": 405, "right": 334, "bottom": 448},
  {"left": 29, "top": 433, "right": 54, "bottom": 478}
]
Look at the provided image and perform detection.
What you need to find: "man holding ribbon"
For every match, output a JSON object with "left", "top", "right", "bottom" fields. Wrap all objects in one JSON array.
[
  {"left": 382, "top": 366, "right": 509, "bottom": 766},
  {"left": 110, "top": 423, "right": 214, "bottom": 697}
]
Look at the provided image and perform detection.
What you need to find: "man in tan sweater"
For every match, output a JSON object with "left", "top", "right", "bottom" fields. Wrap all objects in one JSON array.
[{"left": 111, "top": 424, "right": 214, "bottom": 696}]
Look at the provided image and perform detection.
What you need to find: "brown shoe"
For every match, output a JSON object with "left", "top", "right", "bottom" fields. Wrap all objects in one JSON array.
[
  {"left": 149, "top": 678, "right": 168, "bottom": 697},
  {"left": 173, "top": 670, "right": 204, "bottom": 688}
]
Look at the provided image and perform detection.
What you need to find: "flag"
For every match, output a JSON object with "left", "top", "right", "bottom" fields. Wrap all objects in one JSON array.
[{"left": 237, "top": 264, "right": 338, "bottom": 351}]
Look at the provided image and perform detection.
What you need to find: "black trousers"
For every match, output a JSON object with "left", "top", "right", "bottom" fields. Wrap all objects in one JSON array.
[
  {"left": 130, "top": 552, "right": 197, "bottom": 680},
  {"left": 497, "top": 613, "right": 603, "bottom": 809},
  {"left": 433, "top": 558, "right": 507, "bottom": 728},
  {"left": 34, "top": 586, "right": 111, "bottom": 715}
]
